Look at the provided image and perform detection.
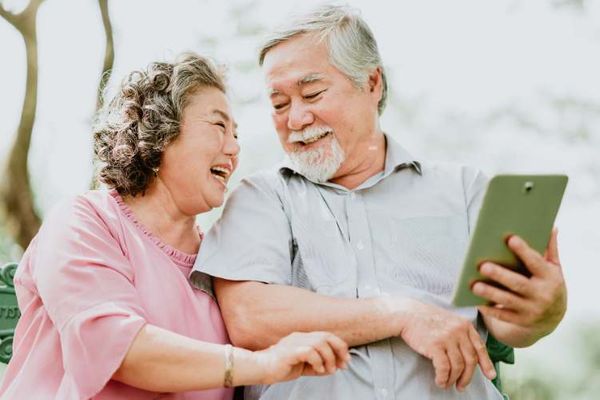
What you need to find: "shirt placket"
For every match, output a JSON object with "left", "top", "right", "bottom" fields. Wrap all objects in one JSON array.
[{"left": 346, "top": 190, "right": 396, "bottom": 400}]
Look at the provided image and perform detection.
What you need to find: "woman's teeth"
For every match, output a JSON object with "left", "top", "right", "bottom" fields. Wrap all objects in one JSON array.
[
  {"left": 212, "top": 174, "right": 226, "bottom": 184},
  {"left": 210, "top": 166, "right": 230, "bottom": 185}
]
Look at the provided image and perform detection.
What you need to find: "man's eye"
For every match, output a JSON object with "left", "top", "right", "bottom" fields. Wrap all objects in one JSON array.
[
  {"left": 273, "top": 103, "right": 288, "bottom": 110},
  {"left": 214, "top": 122, "right": 226, "bottom": 129},
  {"left": 304, "top": 90, "right": 325, "bottom": 100}
]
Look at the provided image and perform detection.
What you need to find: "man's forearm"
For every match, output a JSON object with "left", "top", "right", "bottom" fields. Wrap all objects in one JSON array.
[{"left": 214, "top": 279, "right": 404, "bottom": 350}]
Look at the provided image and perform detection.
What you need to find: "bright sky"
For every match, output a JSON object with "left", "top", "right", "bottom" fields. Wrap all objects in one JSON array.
[{"left": 1, "top": 0, "right": 599, "bottom": 375}]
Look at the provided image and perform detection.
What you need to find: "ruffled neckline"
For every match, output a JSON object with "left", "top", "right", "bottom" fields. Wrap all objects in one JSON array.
[{"left": 110, "top": 190, "right": 201, "bottom": 268}]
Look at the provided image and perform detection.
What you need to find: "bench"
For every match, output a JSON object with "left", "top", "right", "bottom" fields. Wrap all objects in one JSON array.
[{"left": 0, "top": 262, "right": 19, "bottom": 364}]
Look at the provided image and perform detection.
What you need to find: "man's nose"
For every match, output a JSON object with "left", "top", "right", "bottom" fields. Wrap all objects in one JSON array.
[{"left": 287, "top": 101, "right": 314, "bottom": 131}]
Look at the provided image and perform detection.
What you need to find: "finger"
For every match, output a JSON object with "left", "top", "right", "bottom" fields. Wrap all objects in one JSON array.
[
  {"left": 314, "top": 342, "right": 337, "bottom": 374},
  {"left": 478, "top": 304, "right": 525, "bottom": 326},
  {"left": 471, "top": 281, "right": 528, "bottom": 311},
  {"left": 299, "top": 365, "right": 319, "bottom": 376},
  {"left": 507, "top": 235, "right": 548, "bottom": 277},
  {"left": 544, "top": 228, "right": 561, "bottom": 265},
  {"left": 297, "top": 347, "right": 325, "bottom": 374},
  {"left": 478, "top": 262, "right": 533, "bottom": 297},
  {"left": 456, "top": 335, "right": 478, "bottom": 392},
  {"left": 445, "top": 343, "right": 465, "bottom": 388},
  {"left": 468, "top": 328, "right": 496, "bottom": 381},
  {"left": 431, "top": 347, "right": 451, "bottom": 389},
  {"left": 305, "top": 348, "right": 326, "bottom": 374},
  {"left": 325, "top": 334, "right": 350, "bottom": 368}
]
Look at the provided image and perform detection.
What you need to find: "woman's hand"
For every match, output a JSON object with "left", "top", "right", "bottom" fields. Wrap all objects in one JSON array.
[{"left": 254, "top": 331, "right": 350, "bottom": 384}]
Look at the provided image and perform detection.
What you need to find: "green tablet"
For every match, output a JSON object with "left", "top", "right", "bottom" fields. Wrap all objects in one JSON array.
[{"left": 451, "top": 174, "right": 568, "bottom": 307}]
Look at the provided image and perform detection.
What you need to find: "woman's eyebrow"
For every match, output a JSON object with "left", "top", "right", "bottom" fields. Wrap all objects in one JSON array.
[{"left": 210, "top": 109, "right": 238, "bottom": 130}]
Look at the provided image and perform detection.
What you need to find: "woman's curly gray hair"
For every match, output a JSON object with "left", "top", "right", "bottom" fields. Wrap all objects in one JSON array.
[{"left": 93, "top": 53, "right": 226, "bottom": 196}]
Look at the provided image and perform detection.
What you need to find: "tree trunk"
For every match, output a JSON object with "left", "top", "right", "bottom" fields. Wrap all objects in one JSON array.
[
  {"left": 91, "top": 0, "right": 114, "bottom": 189},
  {"left": 0, "top": 1, "right": 44, "bottom": 250}
]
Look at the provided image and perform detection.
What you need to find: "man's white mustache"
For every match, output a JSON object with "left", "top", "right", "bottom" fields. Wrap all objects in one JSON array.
[{"left": 288, "top": 126, "right": 333, "bottom": 144}]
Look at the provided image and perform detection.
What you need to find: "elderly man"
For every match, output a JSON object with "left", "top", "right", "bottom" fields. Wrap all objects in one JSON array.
[{"left": 192, "top": 5, "right": 567, "bottom": 399}]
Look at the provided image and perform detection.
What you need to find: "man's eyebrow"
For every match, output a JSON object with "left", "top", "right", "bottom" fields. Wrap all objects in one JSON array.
[
  {"left": 211, "top": 109, "right": 238, "bottom": 130},
  {"left": 268, "top": 73, "right": 325, "bottom": 98},
  {"left": 298, "top": 73, "right": 324, "bottom": 86}
]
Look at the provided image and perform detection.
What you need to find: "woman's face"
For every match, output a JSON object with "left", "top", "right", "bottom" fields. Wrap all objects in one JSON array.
[{"left": 160, "top": 87, "right": 240, "bottom": 215}]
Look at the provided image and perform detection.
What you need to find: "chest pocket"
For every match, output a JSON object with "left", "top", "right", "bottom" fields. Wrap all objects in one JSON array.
[
  {"left": 375, "top": 214, "right": 469, "bottom": 298},
  {"left": 280, "top": 178, "right": 356, "bottom": 296}
]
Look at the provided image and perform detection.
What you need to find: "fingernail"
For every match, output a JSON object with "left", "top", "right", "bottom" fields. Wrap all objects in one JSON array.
[
  {"left": 488, "top": 369, "right": 497, "bottom": 379},
  {"left": 457, "top": 385, "right": 464, "bottom": 392},
  {"left": 472, "top": 282, "right": 483, "bottom": 294},
  {"left": 509, "top": 236, "right": 522, "bottom": 246},
  {"left": 480, "top": 263, "right": 492, "bottom": 274}
]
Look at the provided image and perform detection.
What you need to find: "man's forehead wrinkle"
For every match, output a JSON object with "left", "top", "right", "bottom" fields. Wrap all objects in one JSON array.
[{"left": 268, "top": 72, "right": 325, "bottom": 97}]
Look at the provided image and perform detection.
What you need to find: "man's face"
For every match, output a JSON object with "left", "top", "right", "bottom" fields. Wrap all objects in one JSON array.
[{"left": 262, "top": 34, "right": 382, "bottom": 182}]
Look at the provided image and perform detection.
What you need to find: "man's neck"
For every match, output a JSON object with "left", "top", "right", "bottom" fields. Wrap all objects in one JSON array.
[
  {"left": 123, "top": 181, "right": 200, "bottom": 254},
  {"left": 330, "top": 133, "right": 387, "bottom": 190}
]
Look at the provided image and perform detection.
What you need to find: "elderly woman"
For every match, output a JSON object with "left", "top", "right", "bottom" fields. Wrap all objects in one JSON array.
[{"left": 0, "top": 53, "right": 349, "bottom": 399}]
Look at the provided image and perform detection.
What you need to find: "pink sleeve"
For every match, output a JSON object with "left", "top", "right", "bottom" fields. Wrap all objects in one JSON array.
[{"left": 32, "top": 195, "right": 147, "bottom": 398}]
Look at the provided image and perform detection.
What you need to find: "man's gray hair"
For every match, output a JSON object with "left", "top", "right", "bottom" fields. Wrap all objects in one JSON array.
[{"left": 258, "top": 4, "right": 388, "bottom": 114}]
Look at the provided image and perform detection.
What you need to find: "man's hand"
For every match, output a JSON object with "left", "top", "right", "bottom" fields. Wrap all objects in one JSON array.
[
  {"left": 473, "top": 229, "right": 567, "bottom": 346},
  {"left": 398, "top": 299, "right": 496, "bottom": 391}
]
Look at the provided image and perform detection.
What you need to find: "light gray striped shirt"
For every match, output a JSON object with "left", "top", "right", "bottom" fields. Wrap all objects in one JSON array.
[{"left": 193, "top": 135, "right": 503, "bottom": 400}]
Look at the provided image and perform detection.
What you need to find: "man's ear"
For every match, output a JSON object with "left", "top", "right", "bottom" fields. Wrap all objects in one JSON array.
[{"left": 367, "top": 66, "right": 384, "bottom": 102}]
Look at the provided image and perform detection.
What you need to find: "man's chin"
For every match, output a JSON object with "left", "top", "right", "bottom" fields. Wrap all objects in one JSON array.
[{"left": 286, "top": 134, "right": 345, "bottom": 182}]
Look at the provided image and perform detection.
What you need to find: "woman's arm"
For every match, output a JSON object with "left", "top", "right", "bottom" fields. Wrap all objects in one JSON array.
[{"left": 112, "top": 324, "right": 350, "bottom": 392}]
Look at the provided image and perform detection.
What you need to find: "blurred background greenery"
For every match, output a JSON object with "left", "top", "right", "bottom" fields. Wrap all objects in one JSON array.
[{"left": 1, "top": 0, "right": 599, "bottom": 398}]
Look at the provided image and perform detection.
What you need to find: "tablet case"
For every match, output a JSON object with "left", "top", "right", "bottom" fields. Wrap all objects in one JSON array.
[{"left": 452, "top": 174, "right": 568, "bottom": 307}]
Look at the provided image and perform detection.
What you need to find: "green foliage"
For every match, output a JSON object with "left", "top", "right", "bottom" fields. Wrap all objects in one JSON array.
[{"left": 504, "top": 322, "right": 600, "bottom": 400}]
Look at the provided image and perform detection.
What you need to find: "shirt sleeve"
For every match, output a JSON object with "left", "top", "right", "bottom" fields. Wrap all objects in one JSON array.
[
  {"left": 194, "top": 172, "right": 293, "bottom": 285},
  {"left": 31, "top": 195, "right": 147, "bottom": 399}
]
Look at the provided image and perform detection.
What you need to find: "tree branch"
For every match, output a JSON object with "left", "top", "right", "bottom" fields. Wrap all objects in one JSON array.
[
  {"left": 23, "top": 0, "right": 44, "bottom": 16},
  {"left": 0, "top": 3, "right": 19, "bottom": 29},
  {"left": 97, "top": 0, "right": 114, "bottom": 110},
  {"left": 91, "top": 0, "right": 115, "bottom": 190}
]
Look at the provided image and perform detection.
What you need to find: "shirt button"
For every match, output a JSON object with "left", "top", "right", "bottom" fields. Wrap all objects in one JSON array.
[
  {"left": 356, "top": 241, "right": 364, "bottom": 250},
  {"left": 349, "top": 192, "right": 356, "bottom": 200},
  {"left": 378, "top": 388, "right": 388, "bottom": 398}
]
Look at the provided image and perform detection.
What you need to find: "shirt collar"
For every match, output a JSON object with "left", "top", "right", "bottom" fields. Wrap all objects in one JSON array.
[
  {"left": 278, "top": 133, "right": 422, "bottom": 185},
  {"left": 383, "top": 133, "right": 422, "bottom": 177}
]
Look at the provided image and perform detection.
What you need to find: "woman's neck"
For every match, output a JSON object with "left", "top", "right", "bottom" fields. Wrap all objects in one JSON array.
[{"left": 122, "top": 181, "right": 201, "bottom": 254}]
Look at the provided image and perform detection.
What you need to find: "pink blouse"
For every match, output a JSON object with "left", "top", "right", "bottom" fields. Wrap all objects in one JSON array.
[{"left": 0, "top": 190, "right": 233, "bottom": 399}]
